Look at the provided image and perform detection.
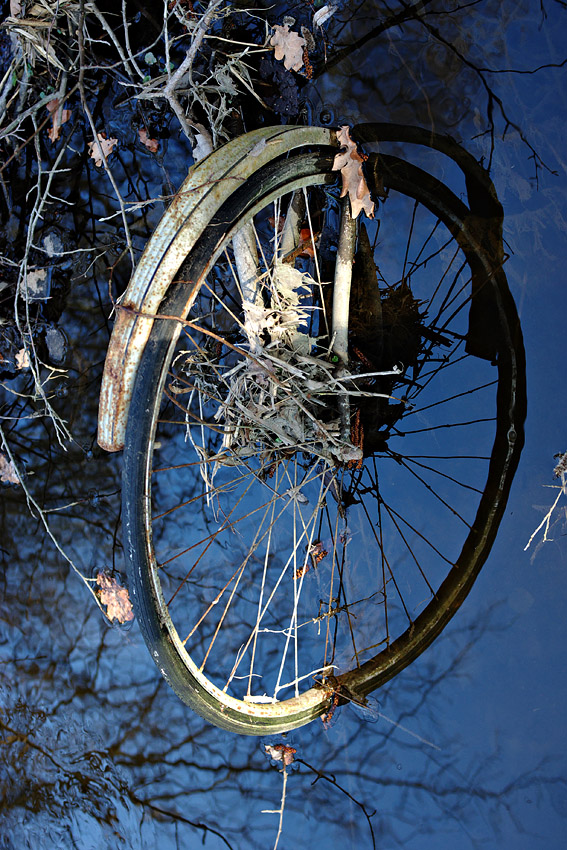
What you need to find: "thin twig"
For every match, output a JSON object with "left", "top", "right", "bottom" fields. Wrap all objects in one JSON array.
[
  {"left": 524, "top": 483, "right": 566, "bottom": 551},
  {"left": 297, "top": 758, "right": 377, "bottom": 850},
  {"left": 261, "top": 769, "right": 288, "bottom": 850},
  {"left": 0, "top": 425, "right": 103, "bottom": 609},
  {"left": 162, "top": 0, "right": 224, "bottom": 141},
  {"left": 77, "top": 0, "right": 135, "bottom": 268}
]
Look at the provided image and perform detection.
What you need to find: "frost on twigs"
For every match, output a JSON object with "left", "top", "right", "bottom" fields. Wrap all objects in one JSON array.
[
  {"left": 332, "top": 126, "right": 375, "bottom": 219},
  {"left": 96, "top": 572, "right": 134, "bottom": 624},
  {"left": 270, "top": 24, "right": 306, "bottom": 72},
  {"left": 0, "top": 453, "right": 20, "bottom": 485},
  {"left": 88, "top": 133, "right": 118, "bottom": 167}
]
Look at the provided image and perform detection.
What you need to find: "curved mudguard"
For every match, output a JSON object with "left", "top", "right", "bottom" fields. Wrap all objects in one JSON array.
[{"left": 97, "top": 125, "right": 334, "bottom": 452}]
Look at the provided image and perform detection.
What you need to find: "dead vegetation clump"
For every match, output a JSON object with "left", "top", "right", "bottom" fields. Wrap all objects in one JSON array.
[
  {"left": 0, "top": 0, "right": 346, "bottom": 609},
  {"left": 0, "top": 0, "right": 324, "bottom": 591}
]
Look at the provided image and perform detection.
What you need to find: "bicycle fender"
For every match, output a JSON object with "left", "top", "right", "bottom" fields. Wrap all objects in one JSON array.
[{"left": 97, "top": 125, "right": 334, "bottom": 452}]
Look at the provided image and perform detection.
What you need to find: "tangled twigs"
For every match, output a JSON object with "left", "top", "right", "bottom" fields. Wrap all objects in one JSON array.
[
  {"left": 76, "top": 0, "right": 135, "bottom": 268},
  {"left": 0, "top": 424, "right": 103, "bottom": 608},
  {"left": 12, "top": 115, "right": 76, "bottom": 446},
  {"left": 165, "top": 0, "right": 223, "bottom": 134},
  {"left": 142, "top": 0, "right": 225, "bottom": 147}
]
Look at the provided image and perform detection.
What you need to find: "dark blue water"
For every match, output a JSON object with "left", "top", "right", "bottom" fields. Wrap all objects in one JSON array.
[{"left": 1, "top": 2, "right": 566, "bottom": 847}]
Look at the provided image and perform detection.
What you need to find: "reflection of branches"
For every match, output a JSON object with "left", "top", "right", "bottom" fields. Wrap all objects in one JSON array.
[
  {"left": 297, "top": 758, "right": 377, "bottom": 849},
  {"left": 290, "top": 737, "right": 566, "bottom": 850},
  {"left": 274, "top": 605, "right": 552, "bottom": 847},
  {"left": 0, "top": 546, "right": 563, "bottom": 850},
  {"left": 125, "top": 797, "right": 236, "bottom": 850},
  {"left": 0, "top": 712, "right": 236, "bottom": 850},
  {"left": 411, "top": 10, "right": 560, "bottom": 179},
  {"left": 313, "top": 0, "right": 438, "bottom": 77},
  {"left": 316, "top": 0, "right": 563, "bottom": 181},
  {"left": 309, "top": 756, "right": 566, "bottom": 805},
  {"left": 472, "top": 57, "right": 567, "bottom": 74},
  {"left": 0, "top": 2, "right": 564, "bottom": 848},
  {"left": 0, "top": 423, "right": 101, "bottom": 606}
]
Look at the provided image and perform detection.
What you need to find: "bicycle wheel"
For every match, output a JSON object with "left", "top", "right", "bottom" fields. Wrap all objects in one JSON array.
[{"left": 122, "top": 131, "right": 525, "bottom": 734}]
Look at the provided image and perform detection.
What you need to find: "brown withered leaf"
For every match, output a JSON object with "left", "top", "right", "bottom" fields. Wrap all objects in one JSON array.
[
  {"left": 332, "top": 126, "right": 375, "bottom": 219},
  {"left": 0, "top": 453, "right": 20, "bottom": 485},
  {"left": 309, "top": 540, "right": 328, "bottom": 565},
  {"left": 96, "top": 572, "right": 134, "bottom": 623},
  {"left": 46, "top": 99, "right": 71, "bottom": 143},
  {"left": 88, "top": 133, "right": 118, "bottom": 167},
  {"left": 265, "top": 743, "right": 297, "bottom": 766},
  {"left": 270, "top": 24, "right": 306, "bottom": 72},
  {"left": 138, "top": 127, "right": 159, "bottom": 153}
]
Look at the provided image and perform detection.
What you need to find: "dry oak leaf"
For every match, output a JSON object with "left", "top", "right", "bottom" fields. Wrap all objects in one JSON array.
[
  {"left": 46, "top": 99, "right": 71, "bottom": 143},
  {"left": 265, "top": 743, "right": 297, "bottom": 767},
  {"left": 270, "top": 24, "right": 306, "bottom": 72},
  {"left": 332, "top": 125, "right": 375, "bottom": 219},
  {"left": 88, "top": 133, "right": 118, "bottom": 167},
  {"left": 138, "top": 127, "right": 159, "bottom": 153},
  {"left": 96, "top": 572, "right": 135, "bottom": 624},
  {"left": 0, "top": 453, "right": 20, "bottom": 485}
]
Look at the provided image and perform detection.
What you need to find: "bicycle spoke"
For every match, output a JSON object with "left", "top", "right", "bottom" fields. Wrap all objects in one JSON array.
[{"left": 406, "top": 379, "right": 497, "bottom": 417}]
